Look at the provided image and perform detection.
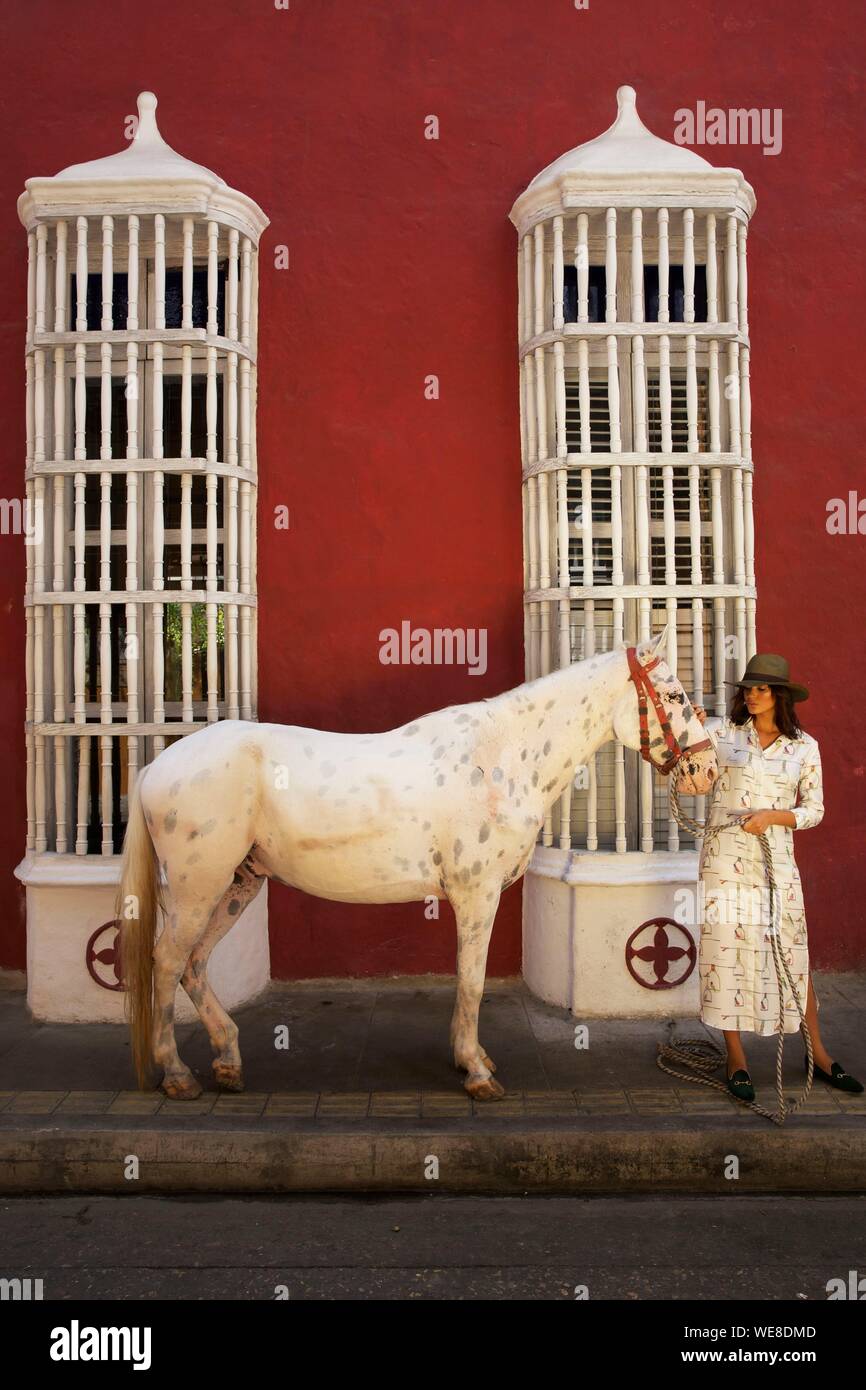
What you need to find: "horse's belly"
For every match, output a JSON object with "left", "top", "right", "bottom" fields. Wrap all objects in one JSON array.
[{"left": 252, "top": 824, "right": 443, "bottom": 905}]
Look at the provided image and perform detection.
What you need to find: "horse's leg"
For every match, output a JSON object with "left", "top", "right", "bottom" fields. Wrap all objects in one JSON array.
[
  {"left": 180, "top": 852, "right": 266, "bottom": 1092},
  {"left": 152, "top": 871, "right": 233, "bottom": 1100},
  {"left": 449, "top": 884, "right": 505, "bottom": 1101}
]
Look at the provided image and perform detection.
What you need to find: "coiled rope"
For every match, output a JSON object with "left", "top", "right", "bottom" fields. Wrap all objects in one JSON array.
[{"left": 656, "top": 783, "right": 814, "bottom": 1125}]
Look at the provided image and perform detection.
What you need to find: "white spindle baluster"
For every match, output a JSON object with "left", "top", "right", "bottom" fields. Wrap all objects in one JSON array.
[
  {"left": 726, "top": 214, "right": 738, "bottom": 324},
  {"left": 54, "top": 220, "right": 68, "bottom": 332},
  {"left": 26, "top": 230, "right": 35, "bottom": 344},
  {"left": 657, "top": 208, "right": 669, "bottom": 323},
  {"left": 101, "top": 215, "right": 113, "bottom": 329},
  {"left": 228, "top": 228, "right": 239, "bottom": 341},
  {"left": 152, "top": 336, "right": 164, "bottom": 754},
  {"left": 53, "top": 346, "right": 65, "bottom": 465},
  {"left": 75, "top": 217, "right": 88, "bottom": 331},
  {"left": 34, "top": 349, "right": 45, "bottom": 464},
  {"left": 738, "top": 222, "right": 749, "bottom": 335},
  {"left": 605, "top": 208, "right": 617, "bottom": 322},
  {"left": 35, "top": 224, "right": 47, "bottom": 334},
  {"left": 706, "top": 213, "right": 718, "bottom": 323},
  {"left": 522, "top": 235, "right": 533, "bottom": 343},
  {"left": 241, "top": 236, "right": 252, "bottom": 346},
  {"left": 533, "top": 222, "right": 545, "bottom": 338},
  {"left": 683, "top": 208, "right": 695, "bottom": 323},
  {"left": 576, "top": 213, "right": 589, "bottom": 323},
  {"left": 182, "top": 216, "right": 194, "bottom": 329},
  {"left": 239, "top": 480, "right": 252, "bottom": 719},
  {"left": 154, "top": 213, "right": 166, "bottom": 330},
  {"left": 207, "top": 221, "right": 219, "bottom": 336},
  {"left": 127, "top": 215, "right": 139, "bottom": 330},
  {"left": 552, "top": 216, "right": 564, "bottom": 332},
  {"left": 631, "top": 208, "right": 643, "bottom": 322}
]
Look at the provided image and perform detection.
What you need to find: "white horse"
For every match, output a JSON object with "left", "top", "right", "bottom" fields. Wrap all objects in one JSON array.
[{"left": 119, "top": 627, "right": 717, "bottom": 1101}]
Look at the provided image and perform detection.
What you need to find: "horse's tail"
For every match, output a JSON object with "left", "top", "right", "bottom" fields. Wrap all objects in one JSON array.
[{"left": 117, "top": 768, "right": 162, "bottom": 1089}]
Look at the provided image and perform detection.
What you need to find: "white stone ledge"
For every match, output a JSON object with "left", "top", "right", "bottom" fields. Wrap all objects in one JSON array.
[
  {"left": 14, "top": 853, "right": 122, "bottom": 888},
  {"left": 528, "top": 844, "right": 700, "bottom": 886}
]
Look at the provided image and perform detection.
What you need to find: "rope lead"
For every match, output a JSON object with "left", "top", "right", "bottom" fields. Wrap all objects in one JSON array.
[{"left": 656, "top": 783, "right": 814, "bottom": 1126}]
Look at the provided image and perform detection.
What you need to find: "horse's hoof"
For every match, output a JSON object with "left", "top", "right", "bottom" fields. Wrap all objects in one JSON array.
[
  {"left": 213, "top": 1061, "right": 245, "bottom": 1092},
  {"left": 465, "top": 1074, "right": 505, "bottom": 1101},
  {"left": 161, "top": 1074, "right": 203, "bottom": 1101}
]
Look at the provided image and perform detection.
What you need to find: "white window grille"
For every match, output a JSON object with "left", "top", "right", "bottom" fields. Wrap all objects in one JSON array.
[
  {"left": 510, "top": 87, "right": 756, "bottom": 854},
  {"left": 18, "top": 92, "right": 268, "bottom": 857}
]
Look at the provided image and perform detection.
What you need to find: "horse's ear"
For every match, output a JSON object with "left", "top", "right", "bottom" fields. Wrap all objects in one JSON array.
[{"left": 651, "top": 625, "right": 669, "bottom": 656}]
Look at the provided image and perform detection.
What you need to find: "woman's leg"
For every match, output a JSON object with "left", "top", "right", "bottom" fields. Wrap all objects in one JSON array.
[
  {"left": 723, "top": 1027, "right": 749, "bottom": 1074},
  {"left": 804, "top": 976, "right": 834, "bottom": 1070}
]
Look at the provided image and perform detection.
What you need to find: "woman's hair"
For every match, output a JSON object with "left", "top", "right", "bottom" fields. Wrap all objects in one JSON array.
[{"left": 729, "top": 684, "right": 805, "bottom": 737}]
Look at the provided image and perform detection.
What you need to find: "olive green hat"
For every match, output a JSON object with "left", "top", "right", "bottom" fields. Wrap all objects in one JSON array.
[{"left": 725, "top": 652, "right": 809, "bottom": 702}]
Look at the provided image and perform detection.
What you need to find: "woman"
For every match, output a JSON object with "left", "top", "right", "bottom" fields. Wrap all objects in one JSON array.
[{"left": 693, "top": 653, "right": 862, "bottom": 1101}]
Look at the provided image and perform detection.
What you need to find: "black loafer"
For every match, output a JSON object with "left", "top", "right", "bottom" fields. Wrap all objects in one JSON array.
[
  {"left": 805, "top": 1055, "right": 864, "bottom": 1094},
  {"left": 726, "top": 1069, "right": 755, "bottom": 1102}
]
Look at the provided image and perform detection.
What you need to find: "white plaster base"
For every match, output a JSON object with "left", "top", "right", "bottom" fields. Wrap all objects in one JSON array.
[
  {"left": 14, "top": 854, "right": 271, "bottom": 1024},
  {"left": 523, "top": 846, "right": 702, "bottom": 1019}
]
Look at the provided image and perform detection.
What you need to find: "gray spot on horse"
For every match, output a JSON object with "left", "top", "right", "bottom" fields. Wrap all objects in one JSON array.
[
  {"left": 403, "top": 724, "right": 421, "bottom": 736},
  {"left": 227, "top": 899, "right": 242, "bottom": 915},
  {"left": 191, "top": 768, "right": 212, "bottom": 785},
  {"left": 170, "top": 780, "right": 182, "bottom": 797},
  {"left": 164, "top": 810, "right": 177, "bottom": 834},
  {"left": 454, "top": 839, "right": 464, "bottom": 862},
  {"left": 470, "top": 768, "right": 483, "bottom": 785},
  {"left": 479, "top": 823, "right": 490, "bottom": 843},
  {"left": 492, "top": 767, "right": 503, "bottom": 782},
  {"left": 320, "top": 761, "right": 337, "bottom": 777}
]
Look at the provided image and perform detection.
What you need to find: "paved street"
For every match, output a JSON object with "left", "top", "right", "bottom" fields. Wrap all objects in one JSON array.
[{"left": 2, "top": 1193, "right": 865, "bottom": 1300}]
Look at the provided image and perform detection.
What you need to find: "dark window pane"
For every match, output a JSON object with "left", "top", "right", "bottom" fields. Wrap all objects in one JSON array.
[
  {"left": 71, "top": 272, "right": 129, "bottom": 330},
  {"left": 644, "top": 264, "right": 708, "bottom": 323},
  {"left": 164, "top": 265, "right": 226, "bottom": 332},
  {"left": 563, "top": 265, "right": 606, "bottom": 323},
  {"left": 84, "top": 376, "right": 128, "bottom": 462},
  {"left": 162, "top": 375, "right": 224, "bottom": 460}
]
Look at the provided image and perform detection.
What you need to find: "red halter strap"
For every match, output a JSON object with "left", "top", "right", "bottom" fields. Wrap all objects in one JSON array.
[{"left": 626, "top": 645, "right": 709, "bottom": 775}]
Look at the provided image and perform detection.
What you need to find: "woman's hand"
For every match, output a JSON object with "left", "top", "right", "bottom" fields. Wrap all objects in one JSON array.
[
  {"left": 741, "top": 809, "right": 776, "bottom": 836},
  {"left": 693, "top": 703, "right": 707, "bottom": 725}
]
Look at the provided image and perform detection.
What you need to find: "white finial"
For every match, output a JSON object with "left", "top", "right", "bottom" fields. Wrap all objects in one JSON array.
[
  {"left": 617, "top": 85, "right": 637, "bottom": 111},
  {"left": 134, "top": 91, "right": 160, "bottom": 144}
]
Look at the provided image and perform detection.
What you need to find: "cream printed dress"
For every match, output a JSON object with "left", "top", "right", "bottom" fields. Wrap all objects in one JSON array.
[{"left": 698, "top": 715, "right": 824, "bottom": 1035}]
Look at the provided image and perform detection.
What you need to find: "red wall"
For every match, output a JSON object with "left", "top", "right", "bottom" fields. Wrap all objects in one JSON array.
[{"left": 0, "top": 0, "right": 864, "bottom": 975}]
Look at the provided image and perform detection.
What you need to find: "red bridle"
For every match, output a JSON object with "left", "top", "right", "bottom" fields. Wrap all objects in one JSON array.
[{"left": 626, "top": 646, "right": 711, "bottom": 775}]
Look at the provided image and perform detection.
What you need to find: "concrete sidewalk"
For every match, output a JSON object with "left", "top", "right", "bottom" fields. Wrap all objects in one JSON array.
[{"left": 0, "top": 974, "right": 864, "bottom": 1194}]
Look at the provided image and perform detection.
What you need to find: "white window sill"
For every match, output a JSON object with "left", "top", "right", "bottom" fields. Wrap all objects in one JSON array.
[
  {"left": 529, "top": 845, "right": 700, "bottom": 886},
  {"left": 15, "top": 852, "right": 122, "bottom": 888}
]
